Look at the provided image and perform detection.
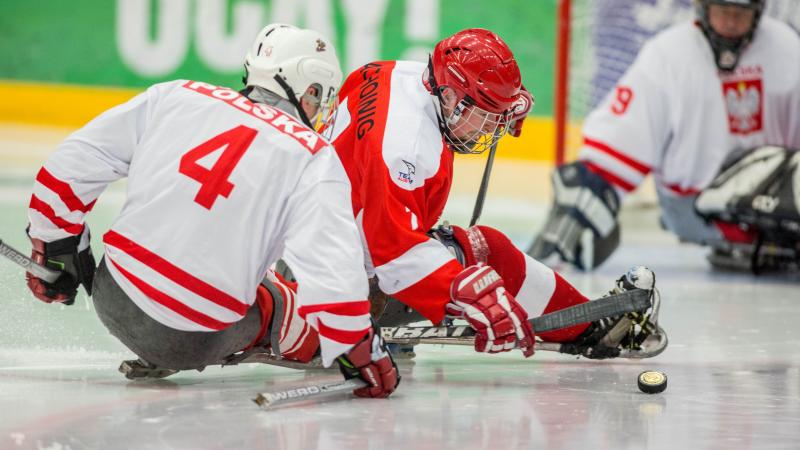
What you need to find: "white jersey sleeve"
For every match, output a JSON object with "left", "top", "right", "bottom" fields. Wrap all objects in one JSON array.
[
  {"left": 578, "top": 36, "right": 671, "bottom": 196},
  {"left": 28, "top": 87, "right": 154, "bottom": 242},
  {"left": 281, "top": 150, "right": 371, "bottom": 366}
]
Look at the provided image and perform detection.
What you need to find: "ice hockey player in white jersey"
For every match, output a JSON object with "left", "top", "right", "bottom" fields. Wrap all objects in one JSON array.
[
  {"left": 24, "top": 24, "right": 399, "bottom": 398},
  {"left": 530, "top": 0, "right": 800, "bottom": 273}
]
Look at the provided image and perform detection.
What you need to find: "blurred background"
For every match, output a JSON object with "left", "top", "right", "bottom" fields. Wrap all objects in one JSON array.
[{"left": 0, "top": 0, "right": 557, "bottom": 157}]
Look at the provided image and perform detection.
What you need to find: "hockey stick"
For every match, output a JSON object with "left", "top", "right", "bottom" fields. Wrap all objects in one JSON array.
[
  {"left": 238, "top": 290, "right": 653, "bottom": 368},
  {"left": 381, "top": 288, "right": 667, "bottom": 358},
  {"left": 468, "top": 130, "right": 501, "bottom": 227},
  {"left": 0, "top": 238, "right": 60, "bottom": 283},
  {"left": 382, "top": 288, "right": 651, "bottom": 343},
  {"left": 249, "top": 291, "right": 657, "bottom": 409},
  {"left": 254, "top": 378, "right": 367, "bottom": 410},
  {"left": 240, "top": 290, "right": 654, "bottom": 374}
]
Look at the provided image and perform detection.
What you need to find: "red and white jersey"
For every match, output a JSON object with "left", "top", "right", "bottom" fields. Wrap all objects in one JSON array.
[
  {"left": 579, "top": 17, "right": 800, "bottom": 198},
  {"left": 327, "top": 61, "right": 462, "bottom": 324},
  {"left": 28, "top": 80, "right": 371, "bottom": 366}
]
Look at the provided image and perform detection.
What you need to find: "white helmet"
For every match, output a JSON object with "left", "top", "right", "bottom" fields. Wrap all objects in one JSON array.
[{"left": 243, "top": 23, "right": 343, "bottom": 127}]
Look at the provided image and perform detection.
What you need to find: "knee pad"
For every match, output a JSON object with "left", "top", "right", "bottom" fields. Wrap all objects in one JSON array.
[
  {"left": 270, "top": 272, "right": 320, "bottom": 363},
  {"left": 247, "top": 273, "right": 319, "bottom": 363},
  {"left": 696, "top": 146, "right": 800, "bottom": 246},
  {"left": 529, "top": 161, "right": 621, "bottom": 270}
]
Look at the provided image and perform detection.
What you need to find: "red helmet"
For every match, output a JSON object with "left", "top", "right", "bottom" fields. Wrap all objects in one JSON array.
[{"left": 430, "top": 28, "right": 522, "bottom": 114}]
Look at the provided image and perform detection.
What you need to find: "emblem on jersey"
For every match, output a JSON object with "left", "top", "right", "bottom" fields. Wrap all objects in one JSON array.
[
  {"left": 397, "top": 160, "right": 416, "bottom": 184},
  {"left": 316, "top": 39, "right": 326, "bottom": 52},
  {"left": 722, "top": 78, "right": 763, "bottom": 135}
]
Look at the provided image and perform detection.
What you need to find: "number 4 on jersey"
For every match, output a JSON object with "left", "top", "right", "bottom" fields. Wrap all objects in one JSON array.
[{"left": 179, "top": 125, "right": 258, "bottom": 209}]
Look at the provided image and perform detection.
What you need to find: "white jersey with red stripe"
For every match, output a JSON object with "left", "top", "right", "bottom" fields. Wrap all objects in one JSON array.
[
  {"left": 579, "top": 17, "right": 800, "bottom": 199},
  {"left": 27, "top": 80, "right": 371, "bottom": 366},
  {"left": 326, "top": 60, "right": 463, "bottom": 324}
]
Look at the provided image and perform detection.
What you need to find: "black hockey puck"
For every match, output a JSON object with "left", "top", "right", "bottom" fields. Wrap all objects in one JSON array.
[{"left": 638, "top": 371, "right": 667, "bottom": 394}]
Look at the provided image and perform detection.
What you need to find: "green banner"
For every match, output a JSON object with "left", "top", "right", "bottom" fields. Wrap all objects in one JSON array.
[{"left": 0, "top": 0, "right": 556, "bottom": 114}]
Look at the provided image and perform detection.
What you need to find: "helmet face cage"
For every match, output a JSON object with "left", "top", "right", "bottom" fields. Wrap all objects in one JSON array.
[
  {"left": 427, "top": 29, "right": 522, "bottom": 154},
  {"left": 442, "top": 95, "right": 511, "bottom": 154},
  {"left": 315, "top": 94, "right": 340, "bottom": 140},
  {"left": 695, "top": 0, "right": 764, "bottom": 71}
]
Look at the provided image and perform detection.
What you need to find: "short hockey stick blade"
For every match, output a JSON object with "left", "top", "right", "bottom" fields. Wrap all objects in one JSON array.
[
  {"left": 254, "top": 378, "right": 367, "bottom": 410},
  {"left": 0, "top": 238, "right": 61, "bottom": 283}
]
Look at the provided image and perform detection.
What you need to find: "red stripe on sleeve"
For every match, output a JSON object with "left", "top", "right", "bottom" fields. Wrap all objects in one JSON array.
[
  {"left": 107, "top": 257, "right": 231, "bottom": 331},
  {"left": 103, "top": 230, "right": 249, "bottom": 315},
  {"left": 664, "top": 183, "right": 700, "bottom": 196},
  {"left": 297, "top": 300, "right": 371, "bottom": 318},
  {"left": 316, "top": 320, "right": 370, "bottom": 345},
  {"left": 35, "top": 167, "right": 97, "bottom": 213},
  {"left": 29, "top": 195, "right": 85, "bottom": 235},
  {"left": 583, "top": 137, "right": 651, "bottom": 175},
  {"left": 583, "top": 161, "right": 636, "bottom": 192}
]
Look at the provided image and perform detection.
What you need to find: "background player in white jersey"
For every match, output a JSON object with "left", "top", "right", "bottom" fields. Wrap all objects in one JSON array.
[
  {"left": 529, "top": 0, "right": 800, "bottom": 273},
  {"left": 24, "top": 24, "right": 399, "bottom": 398},
  {"left": 301, "top": 28, "right": 666, "bottom": 361}
]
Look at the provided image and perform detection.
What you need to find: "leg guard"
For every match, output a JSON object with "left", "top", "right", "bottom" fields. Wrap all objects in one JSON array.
[
  {"left": 268, "top": 272, "right": 320, "bottom": 363},
  {"left": 696, "top": 146, "right": 800, "bottom": 272},
  {"left": 527, "top": 161, "right": 621, "bottom": 270}
]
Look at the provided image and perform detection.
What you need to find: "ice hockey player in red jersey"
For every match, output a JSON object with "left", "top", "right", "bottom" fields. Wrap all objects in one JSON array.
[
  {"left": 530, "top": 0, "right": 800, "bottom": 273},
  {"left": 313, "top": 28, "right": 665, "bottom": 360},
  {"left": 24, "top": 24, "right": 398, "bottom": 398}
]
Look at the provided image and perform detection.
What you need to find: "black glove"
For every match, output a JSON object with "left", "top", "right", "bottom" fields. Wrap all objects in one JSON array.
[
  {"left": 26, "top": 225, "right": 96, "bottom": 305},
  {"left": 528, "top": 161, "right": 621, "bottom": 270}
]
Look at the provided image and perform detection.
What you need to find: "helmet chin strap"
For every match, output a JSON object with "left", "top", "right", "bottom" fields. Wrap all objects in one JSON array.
[
  {"left": 425, "top": 58, "right": 449, "bottom": 132},
  {"left": 271, "top": 74, "right": 315, "bottom": 129},
  {"left": 696, "top": 1, "right": 762, "bottom": 72},
  {"left": 703, "top": 26, "right": 750, "bottom": 71},
  {"left": 425, "top": 57, "right": 470, "bottom": 152}
]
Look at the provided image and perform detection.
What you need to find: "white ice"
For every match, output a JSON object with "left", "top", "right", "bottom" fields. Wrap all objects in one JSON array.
[{"left": 1, "top": 125, "right": 799, "bottom": 450}]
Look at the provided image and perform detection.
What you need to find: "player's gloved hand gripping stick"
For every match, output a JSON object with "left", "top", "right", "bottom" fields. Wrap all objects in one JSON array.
[
  {"left": 0, "top": 238, "right": 61, "bottom": 283},
  {"left": 2, "top": 228, "right": 96, "bottom": 305}
]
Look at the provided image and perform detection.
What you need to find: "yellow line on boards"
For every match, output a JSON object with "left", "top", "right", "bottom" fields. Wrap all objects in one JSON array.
[
  {"left": 0, "top": 80, "right": 557, "bottom": 162},
  {"left": 495, "top": 117, "right": 555, "bottom": 162},
  {"left": 0, "top": 80, "right": 142, "bottom": 128}
]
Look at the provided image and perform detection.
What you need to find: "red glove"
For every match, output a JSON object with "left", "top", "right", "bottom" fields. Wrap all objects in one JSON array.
[
  {"left": 26, "top": 225, "right": 96, "bottom": 305},
  {"left": 507, "top": 86, "right": 534, "bottom": 138},
  {"left": 446, "top": 264, "right": 536, "bottom": 357},
  {"left": 337, "top": 327, "right": 400, "bottom": 398}
]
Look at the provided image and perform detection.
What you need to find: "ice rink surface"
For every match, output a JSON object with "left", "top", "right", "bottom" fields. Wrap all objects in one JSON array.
[{"left": 1, "top": 125, "right": 799, "bottom": 450}]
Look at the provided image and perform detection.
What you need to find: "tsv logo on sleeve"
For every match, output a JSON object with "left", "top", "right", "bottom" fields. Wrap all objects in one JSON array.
[{"left": 397, "top": 160, "right": 416, "bottom": 185}]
